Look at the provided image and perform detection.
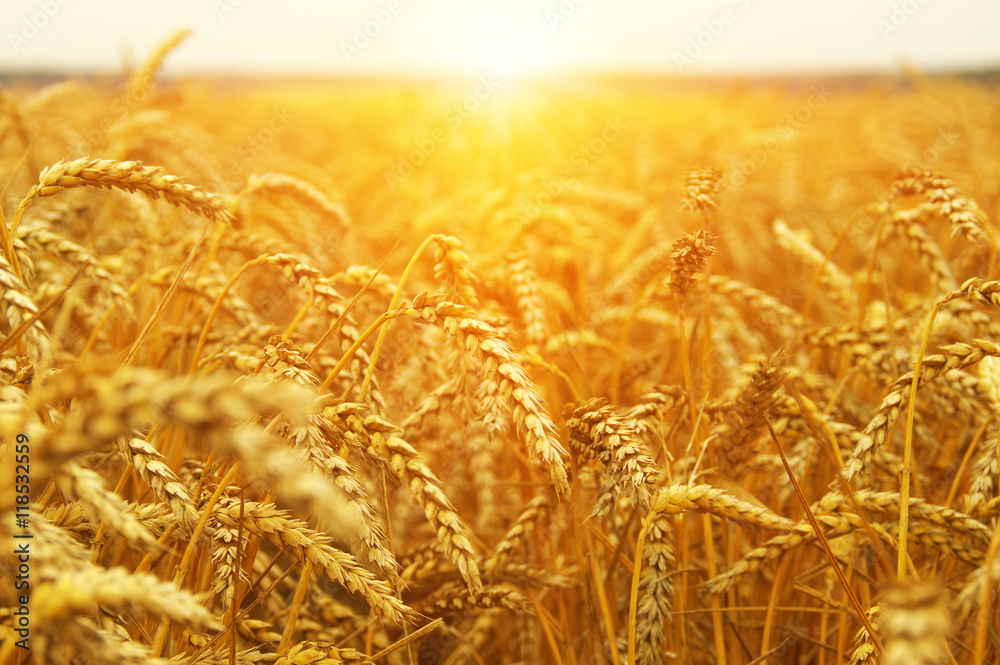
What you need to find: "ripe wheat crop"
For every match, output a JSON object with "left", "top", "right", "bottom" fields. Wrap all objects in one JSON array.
[{"left": 1, "top": 31, "right": 1000, "bottom": 665}]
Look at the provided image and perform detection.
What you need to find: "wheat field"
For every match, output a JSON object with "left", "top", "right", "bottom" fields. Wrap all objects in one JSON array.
[{"left": 2, "top": 31, "right": 1000, "bottom": 665}]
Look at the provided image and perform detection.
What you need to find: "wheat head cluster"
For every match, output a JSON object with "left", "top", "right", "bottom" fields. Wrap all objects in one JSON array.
[{"left": 1, "top": 31, "right": 1000, "bottom": 665}]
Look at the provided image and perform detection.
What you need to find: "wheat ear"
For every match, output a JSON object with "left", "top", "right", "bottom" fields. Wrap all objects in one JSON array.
[
  {"left": 331, "top": 401, "right": 483, "bottom": 597},
  {"left": 843, "top": 339, "right": 1000, "bottom": 482},
  {"left": 13, "top": 158, "right": 233, "bottom": 233},
  {"left": 212, "top": 495, "right": 410, "bottom": 624}
]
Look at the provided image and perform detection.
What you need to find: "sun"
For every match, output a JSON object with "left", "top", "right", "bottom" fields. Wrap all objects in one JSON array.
[
  {"left": 473, "top": 39, "right": 572, "bottom": 82},
  {"left": 439, "top": 7, "right": 569, "bottom": 79},
  {"left": 488, "top": 51, "right": 517, "bottom": 77}
]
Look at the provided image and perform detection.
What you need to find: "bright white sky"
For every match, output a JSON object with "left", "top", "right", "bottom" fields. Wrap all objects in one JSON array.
[{"left": 1, "top": 0, "right": 998, "bottom": 76}]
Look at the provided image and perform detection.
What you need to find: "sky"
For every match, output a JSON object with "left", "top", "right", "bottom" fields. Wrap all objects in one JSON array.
[{"left": 1, "top": 0, "right": 999, "bottom": 77}]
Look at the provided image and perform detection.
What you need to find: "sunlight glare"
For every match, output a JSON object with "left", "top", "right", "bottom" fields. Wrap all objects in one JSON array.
[{"left": 446, "top": 7, "right": 568, "bottom": 79}]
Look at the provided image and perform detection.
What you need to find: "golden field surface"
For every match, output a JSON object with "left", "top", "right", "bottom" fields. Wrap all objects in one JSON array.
[{"left": 2, "top": 36, "right": 1000, "bottom": 665}]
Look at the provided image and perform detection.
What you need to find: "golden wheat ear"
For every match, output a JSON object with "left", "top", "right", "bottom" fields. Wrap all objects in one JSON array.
[{"left": 13, "top": 158, "right": 233, "bottom": 234}]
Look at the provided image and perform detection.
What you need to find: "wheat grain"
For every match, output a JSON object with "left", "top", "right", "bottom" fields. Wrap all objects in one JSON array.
[
  {"left": 843, "top": 339, "right": 1000, "bottom": 482},
  {"left": 651, "top": 484, "right": 798, "bottom": 532},
  {"left": 565, "top": 397, "right": 659, "bottom": 516},
  {"left": 5, "top": 52, "right": 1000, "bottom": 665},
  {"left": 881, "top": 582, "right": 950, "bottom": 665},
  {"left": 773, "top": 218, "right": 855, "bottom": 312},
  {"left": 18, "top": 223, "right": 134, "bottom": 316},
  {"left": 484, "top": 495, "right": 550, "bottom": 577},
  {"left": 633, "top": 513, "right": 675, "bottom": 665},
  {"left": 242, "top": 172, "right": 350, "bottom": 230},
  {"left": 393, "top": 293, "right": 569, "bottom": 493},
  {"left": 16, "top": 158, "right": 233, "bottom": 225},
  {"left": 124, "top": 28, "right": 192, "bottom": 118},
  {"left": 715, "top": 350, "right": 788, "bottom": 477},
  {"left": 432, "top": 234, "right": 479, "bottom": 306},
  {"left": 211, "top": 496, "right": 410, "bottom": 624},
  {"left": 274, "top": 642, "right": 369, "bottom": 665},
  {"left": 263, "top": 336, "right": 399, "bottom": 584},
  {"left": 330, "top": 401, "right": 483, "bottom": 596},
  {"left": 33, "top": 564, "right": 221, "bottom": 630},
  {"left": 883, "top": 203, "right": 957, "bottom": 293},
  {"left": 117, "top": 436, "right": 200, "bottom": 532},
  {"left": 680, "top": 166, "right": 722, "bottom": 213},
  {"left": 57, "top": 460, "right": 160, "bottom": 550},
  {"left": 848, "top": 605, "right": 881, "bottom": 665},
  {"left": 668, "top": 227, "right": 717, "bottom": 302},
  {"left": 504, "top": 249, "right": 549, "bottom": 346},
  {"left": 416, "top": 582, "right": 533, "bottom": 617},
  {"left": 893, "top": 168, "right": 990, "bottom": 244}
]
